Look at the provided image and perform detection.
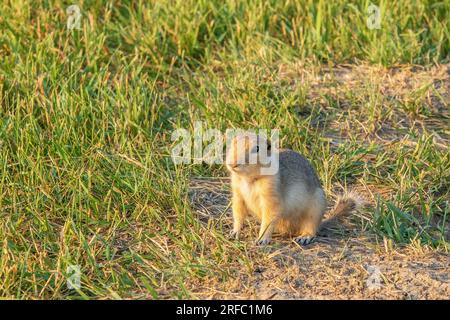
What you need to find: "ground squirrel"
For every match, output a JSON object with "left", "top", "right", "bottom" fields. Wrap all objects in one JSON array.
[{"left": 226, "top": 133, "right": 358, "bottom": 245}]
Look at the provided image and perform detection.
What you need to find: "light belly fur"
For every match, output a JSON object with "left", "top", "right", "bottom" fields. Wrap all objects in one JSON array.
[{"left": 239, "top": 178, "right": 325, "bottom": 235}]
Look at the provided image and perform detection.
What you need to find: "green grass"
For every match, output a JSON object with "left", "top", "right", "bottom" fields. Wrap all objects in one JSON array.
[{"left": 0, "top": 0, "right": 449, "bottom": 299}]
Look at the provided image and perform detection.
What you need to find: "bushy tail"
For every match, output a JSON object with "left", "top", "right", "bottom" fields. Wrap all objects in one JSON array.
[{"left": 319, "top": 191, "right": 362, "bottom": 232}]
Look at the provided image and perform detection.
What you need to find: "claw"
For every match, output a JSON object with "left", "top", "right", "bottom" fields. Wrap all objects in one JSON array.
[
  {"left": 229, "top": 230, "right": 240, "bottom": 240},
  {"left": 256, "top": 238, "right": 271, "bottom": 246},
  {"left": 294, "top": 236, "right": 315, "bottom": 246}
]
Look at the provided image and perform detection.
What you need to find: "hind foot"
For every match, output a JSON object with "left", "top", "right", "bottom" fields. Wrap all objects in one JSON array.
[{"left": 294, "top": 235, "right": 315, "bottom": 246}]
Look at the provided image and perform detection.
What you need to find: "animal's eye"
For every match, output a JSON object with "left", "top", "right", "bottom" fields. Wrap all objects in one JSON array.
[{"left": 255, "top": 146, "right": 259, "bottom": 153}]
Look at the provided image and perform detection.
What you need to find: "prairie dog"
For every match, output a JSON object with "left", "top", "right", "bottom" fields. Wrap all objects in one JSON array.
[{"left": 226, "top": 133, "right": 357, "bottom": 245}]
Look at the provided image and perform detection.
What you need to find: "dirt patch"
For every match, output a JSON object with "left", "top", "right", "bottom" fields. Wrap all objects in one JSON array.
[
  {"left": 188, "top": 178, "right": 449, "bottom": 300},
  {"left": 278, "top": 62, "right": 450, "bottom": 145},
  {"left": 227, "top": 238, "right": 450, "bottom": 300}
]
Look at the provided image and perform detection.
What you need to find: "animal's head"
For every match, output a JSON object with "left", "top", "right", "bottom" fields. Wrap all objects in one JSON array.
[{"left": 226, "top": 133, "right": 275, "bottom": 177}]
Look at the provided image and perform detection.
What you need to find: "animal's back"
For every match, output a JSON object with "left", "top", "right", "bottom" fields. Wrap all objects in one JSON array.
[
  {"left": 278, "top": 149, "right": 323, "bottom": 194},
  {"left": 276, "top": 149, "right": 326, "bottom": 234}
]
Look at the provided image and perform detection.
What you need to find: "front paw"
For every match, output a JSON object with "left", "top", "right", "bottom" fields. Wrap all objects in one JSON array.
[{"left": 255, "top": 238, "right": 271, "bottom": 246}]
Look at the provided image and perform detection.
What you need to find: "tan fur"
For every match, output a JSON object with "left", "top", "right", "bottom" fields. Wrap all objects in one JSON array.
[{"left": 226, "top": 133, "right": 358, "bottom": 245}]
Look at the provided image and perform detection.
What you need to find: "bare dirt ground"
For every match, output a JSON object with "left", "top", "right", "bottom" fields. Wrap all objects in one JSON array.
[{"left": 188, "top": 178, "right": 449, "bottom": 300}]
